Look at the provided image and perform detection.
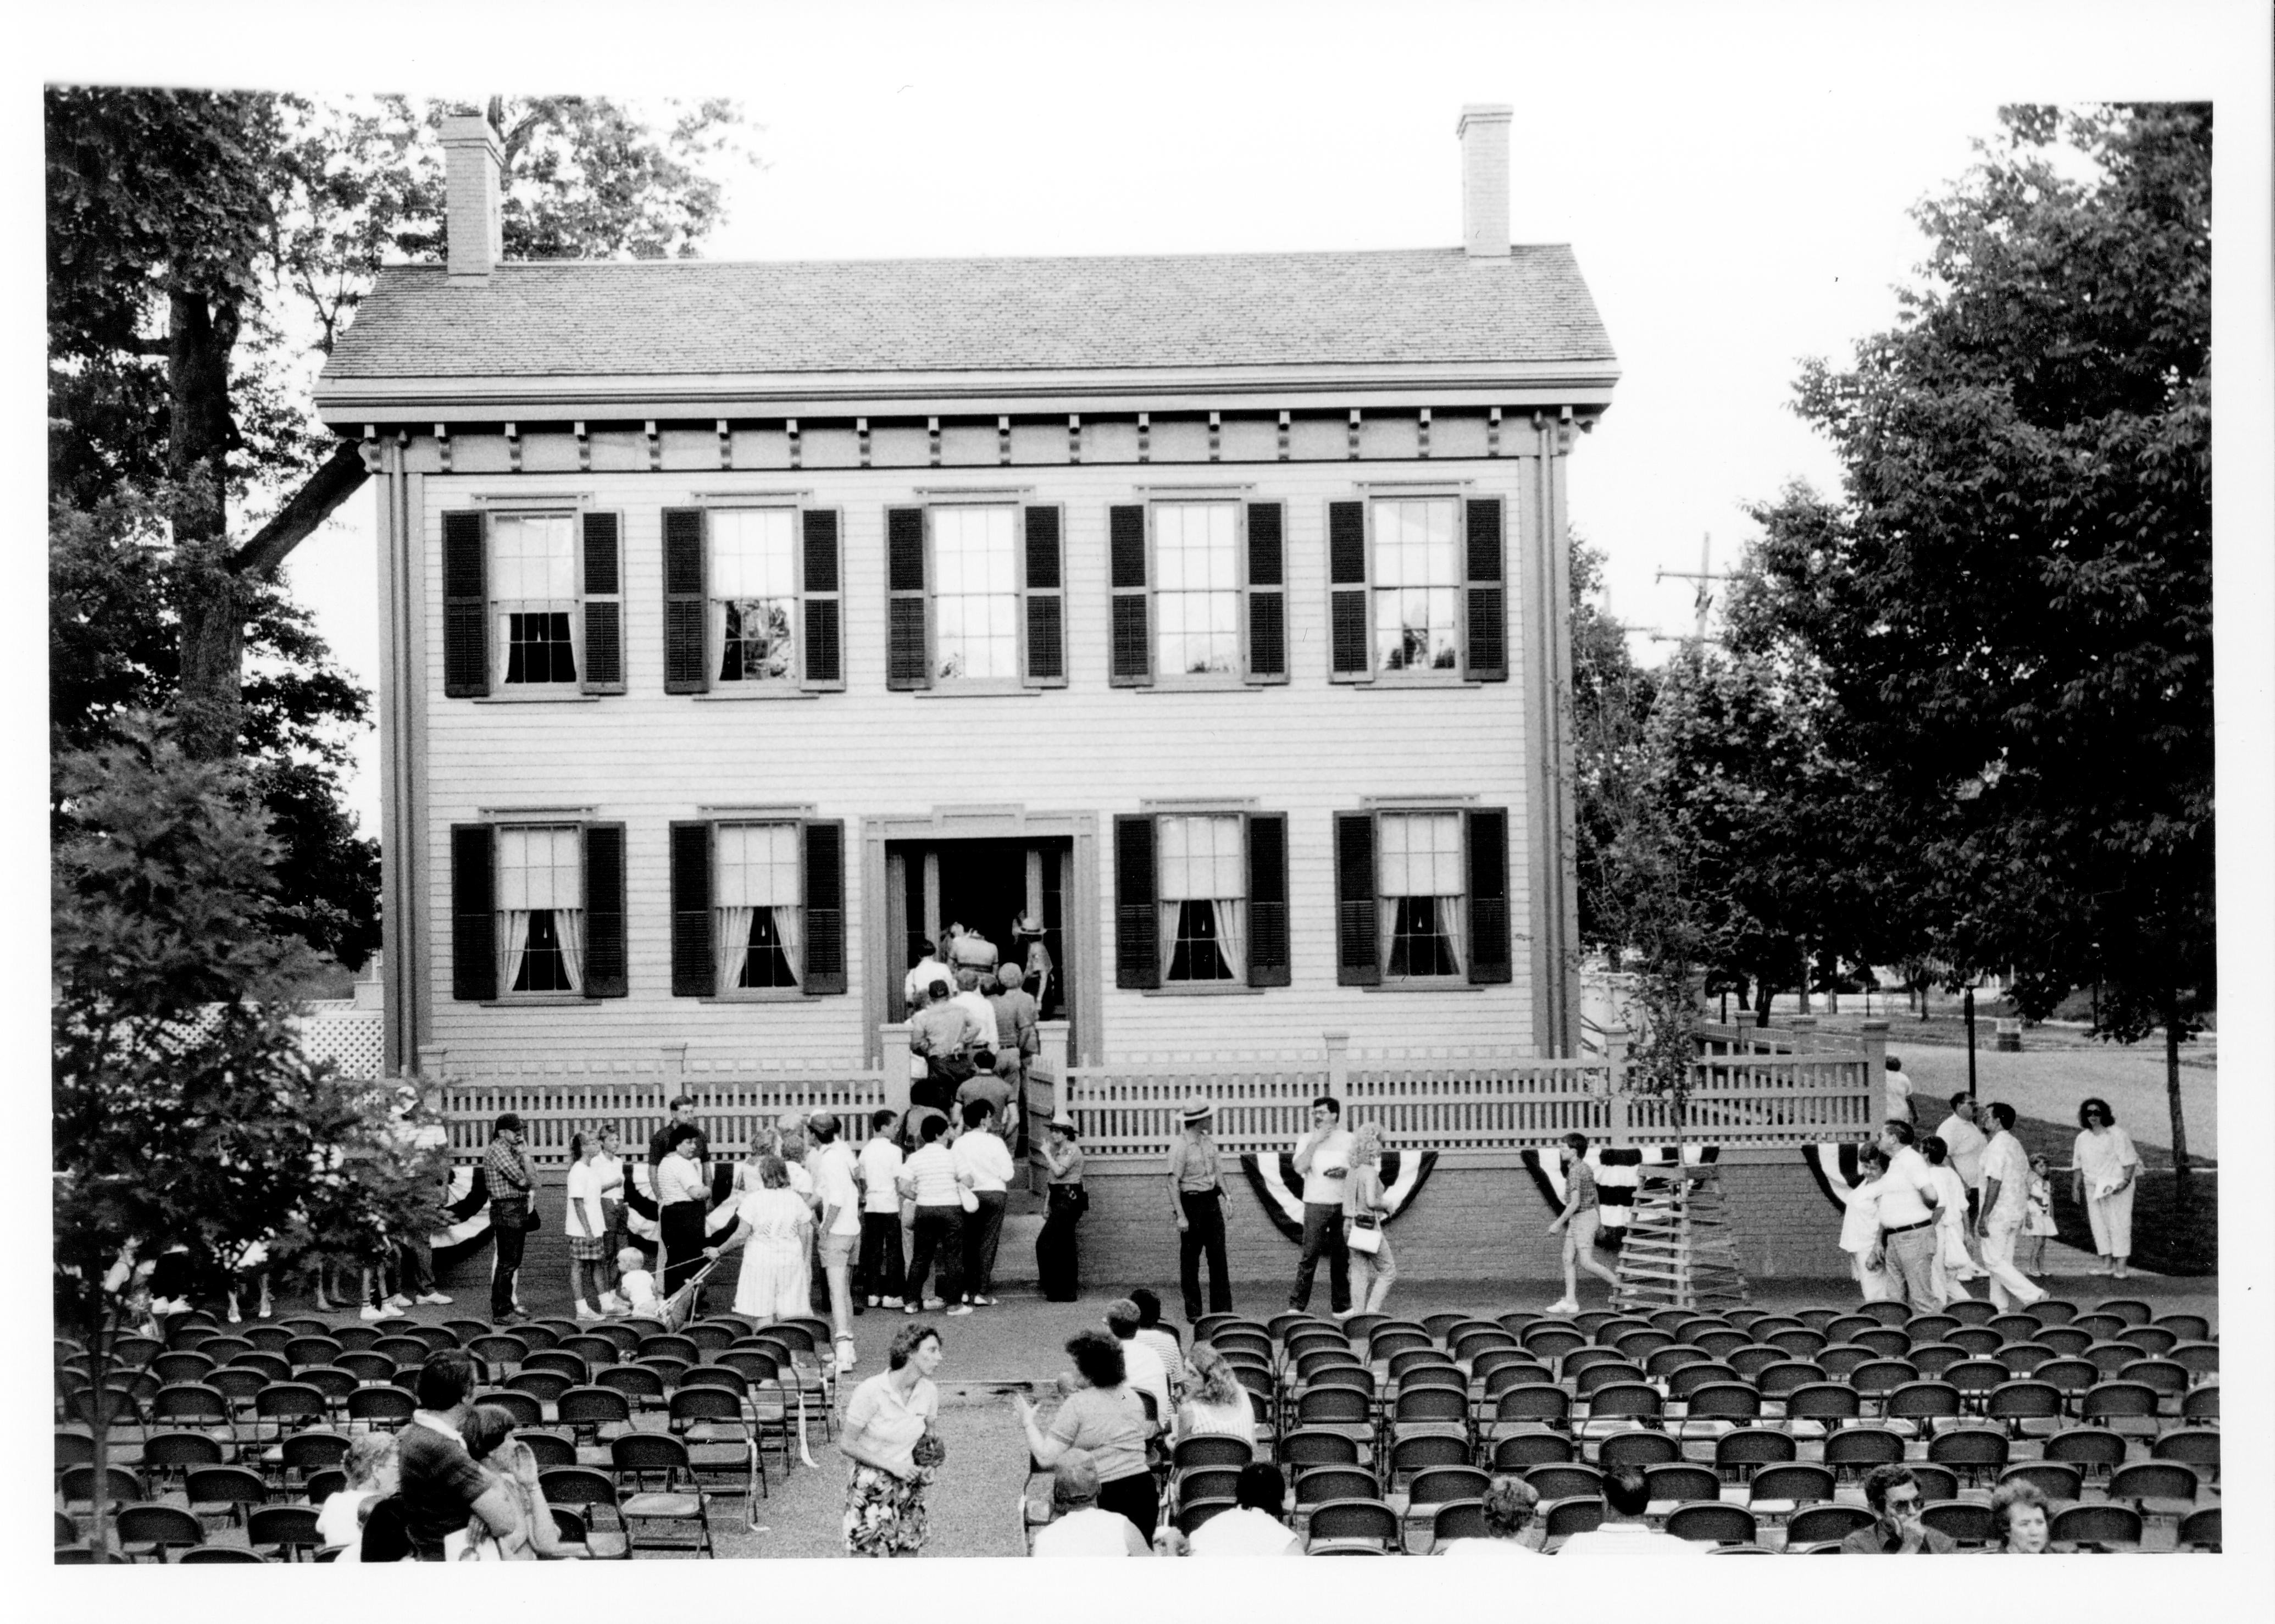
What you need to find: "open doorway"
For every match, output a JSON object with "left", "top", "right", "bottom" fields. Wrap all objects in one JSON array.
[{"left": 887, "top": 836, "right": 1070, "bottom": 1029}]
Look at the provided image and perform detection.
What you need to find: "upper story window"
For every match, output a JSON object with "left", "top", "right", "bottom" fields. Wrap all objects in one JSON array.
[
  {"left": 441, "top": 509, "right": 623, "bottom": 700},
  {"left": 1371, "top": 500, "right": 1460, "bottom": 673},
  {"left": 1327, "top": 495, "right": 1507, "bottom": 685},
  {"left": 661, "top": 507, "right": 842, "bottom": 696},
  {"left": 884, "top": 502, "right": 1066, "bottom": 692},
  {"left": 1108, "top": 500, "right": 1287, "bottom": 688},
  {"left": 448, "top": 820, "right": 628, "bottom": 1001},
  {"left": 711, "top": 509, "right": 800, "bottom": 684},
  {"left": 1332, "top": 806, "right": 1513, "bottom": 989},
  {"left": 933, "top": 506, "right": 1020, "bottom": 680}
]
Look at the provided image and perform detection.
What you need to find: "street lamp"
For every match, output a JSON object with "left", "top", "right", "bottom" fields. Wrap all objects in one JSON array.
[{"left": 1962, "top": 984, "right": 1978, "bottom": 1101}]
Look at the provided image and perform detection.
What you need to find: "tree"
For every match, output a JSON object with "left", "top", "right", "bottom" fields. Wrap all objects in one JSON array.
[
  {"left": 52, "top": 716, "right": 445, "bottom": 1561},
  {"left": 47, "top": 90, "right": 752, "bottom": 964},
  {"left": 1748, "top": 104, "right": 2212, "bottom": 1180}
]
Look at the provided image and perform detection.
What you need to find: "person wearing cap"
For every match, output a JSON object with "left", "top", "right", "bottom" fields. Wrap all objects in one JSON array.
[
  {"left": 1165, "top": 1095, "right": 1234, "bottom": 1321},
  {"left": 985, "top": 962, "right": 1040, "bottom": 1146},
  {"left": 1036, "top": 1113, "right": 1088, "bottom": 1301}
]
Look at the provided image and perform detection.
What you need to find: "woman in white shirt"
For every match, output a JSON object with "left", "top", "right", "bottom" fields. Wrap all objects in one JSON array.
[
  {"left": 588, "top": 1126, "right": 628, "bottom": 1309},
  {"left": 564, "top": 1130, "right": 612, "bottom": 1322},
  {"left": 317, "top": 1434, "right": 398, "bottom": 1553},
  {"left": 656, "top": 1122, "right": 712, "bottom": 1303},
  {"left": 896, "top": 1114, "right": 972, "bottom": 1313},
  {"left": 841, "top": 1321, "right": 946, "bottom": 1557},
  {"left": 709, "top": 1153, "right": 815, "bottom": 1323},
  {"left": 1919, "top": 1136, "right": 1976, "bottom": 1303},
  {"left": 2071, "top": 1096, "right": 2143, "bottom": 1278},
  {"left": 1173, "top": 1343, "right": 1258, "bottom": 1444}
]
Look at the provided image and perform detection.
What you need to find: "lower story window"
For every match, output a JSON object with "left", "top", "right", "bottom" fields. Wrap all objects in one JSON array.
[
  {"left": 498, "top": 824, "right": 585, "bottom": 993},
  {"left": 1380, "top": 811, "right": 1463, "bottom": 979},
  {"left": 716, "top": 822, "right": 803, "bottom": 991},
  {"left": 1160, "top": 813, "right": 1246, "bottom": 984}
]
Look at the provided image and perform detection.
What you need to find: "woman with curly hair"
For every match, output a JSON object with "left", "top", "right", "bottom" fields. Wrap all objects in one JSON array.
[
  {"left": 1174, "top": 1343, "right": 1259, "bottom": 1444},
  {"left": 1989, "top": 1478, "right": 2054, "bottom": 1553},
  {"left": 1014, "top": 1328, "right": 1157, "bottom": 1542},
  {"left": 2072, "top": 1096, "right": 2142, "bottom": 1278},
  {"left": 707, "top": 1153, "right": 814, "bottom": 1322},
  {"left": 840, "top": 1321, "right": 946, "bottom": 1557}
]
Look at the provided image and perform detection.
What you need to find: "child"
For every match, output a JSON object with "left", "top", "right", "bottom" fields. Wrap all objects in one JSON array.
[
  {"left": 616, "top": 1246, "right": 664, "bottom": 1318},
  {"left": 318, "top": 1434, "right": 399, "bottom": 1553},
  {"left": 2023, "top": 1155, "right": 2059, "bottom": 1275},
  {"left": 1544, "top": 1132, "right": 1624, "bottom": 1314}
]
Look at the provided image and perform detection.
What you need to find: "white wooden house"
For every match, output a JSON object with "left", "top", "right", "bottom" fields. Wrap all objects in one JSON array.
[{"left": 315, "top": 106, "right": 1619, "bottom": 1088}]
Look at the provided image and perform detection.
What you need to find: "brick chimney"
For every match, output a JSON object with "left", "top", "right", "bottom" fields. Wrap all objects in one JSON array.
[
  {"left": 1457, "top": 104, "right": 1512, "bottom": 258},
  {"left": 440, "top": 113, "right": 505, "bottom": 281}
]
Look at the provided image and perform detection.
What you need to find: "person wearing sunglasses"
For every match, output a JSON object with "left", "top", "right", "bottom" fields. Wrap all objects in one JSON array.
[{"left": 1841, "top": 1465, "right": 1956, "bottom": 1553}]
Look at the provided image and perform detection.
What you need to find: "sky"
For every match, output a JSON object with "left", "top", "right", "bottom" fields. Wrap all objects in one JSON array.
[{"left": 154, "top": 0, "right": 2250, "bottom": 840}]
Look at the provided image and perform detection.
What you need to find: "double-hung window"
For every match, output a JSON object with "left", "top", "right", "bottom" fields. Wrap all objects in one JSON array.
[
  {"left": 667, "top": 818, "right": 848, "bottom": 997},
  {"left": 1113, "top": 810, "right": 1289, "bottom": 990},
  {"left": 1332, "top": 806, "right": 1513, "bottom": 987},
  {"left": 449, "top": 821, "right": 628, "bottom": 1001},
  {"left": 1107, "top": 500, "right": 1288, "bottom": 686},
  {"left": 883, "top": 502, "right": 1067, "bottom": 691},
  {"left": 1326, "top": 494, "right": 1508, "bottom": 683},
  {"left": 440, "top": 508, "right": 624, "bottom": 698},
  {"left": 660, "top": 506, "right": 844, "bottom": 694}
]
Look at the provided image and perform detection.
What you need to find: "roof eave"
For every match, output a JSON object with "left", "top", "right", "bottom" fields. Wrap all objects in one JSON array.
[{"left": 314, "top": 357, "right": 1621, "bottom": 429}]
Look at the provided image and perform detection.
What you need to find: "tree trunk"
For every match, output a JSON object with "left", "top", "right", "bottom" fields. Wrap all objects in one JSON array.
[
  {"left": 2165, "top": 990, "right": 2192, "bottom": 1198},
  {"left": 166, "top": 286, "right": 247, "bottom": 762}
]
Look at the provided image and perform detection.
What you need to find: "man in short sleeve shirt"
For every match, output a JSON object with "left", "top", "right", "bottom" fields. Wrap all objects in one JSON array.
[
  {"left": 1288, "top": 1096, "right": 1354, "bottom": 1315},
  {"left": 398, "top": 1350, "right": 520, "bottom": 1560},
  {"left": 1870, "top": 1119, "right": 1944, "bottom": 1311}
]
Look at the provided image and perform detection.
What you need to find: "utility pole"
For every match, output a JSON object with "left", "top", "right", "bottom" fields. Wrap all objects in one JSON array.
[
  {"left": 1656, "top": 533, "right": 1730, "bottom": 646},
  {"left": 1963, "top": 985, "right": 1978, "bottom": 1101}
]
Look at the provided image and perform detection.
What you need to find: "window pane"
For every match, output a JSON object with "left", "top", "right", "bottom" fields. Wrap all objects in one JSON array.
[
  {"left": 715, "top": 822, "right": 801, "bottom": 908},
  {"left": 1155, "top": 502, "right": 1239, "bottom": 676},
  {"left": 1372, "top": 499, "right": 1458, "bottom": 670},
  {"left": 933, "top": 506, "right": 1018, "bottom": 680},
  {"left": 492, "top": 515, "right": 579, "bottom": 684},
  {"left": 497, "top": 825, "right": 582, "bottom": 910},
  {"left": 1159, "top": 814, "right": 1245, "bottom": 900}
]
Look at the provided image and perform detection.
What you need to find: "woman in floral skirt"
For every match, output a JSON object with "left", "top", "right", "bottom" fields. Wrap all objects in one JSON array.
[{"left": 839, "top": 1320, "right": 946, "bottom": 1556}]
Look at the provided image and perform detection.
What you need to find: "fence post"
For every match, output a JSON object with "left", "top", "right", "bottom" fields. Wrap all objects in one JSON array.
[
  {"left": 661, "top": 1041, "right": 688, "bottom": 1077},
  {"left": 880, "top": 1024, "right": 913, "bottom": 1116},
  {"left": 1857, "top": 1019, "right": 1888, "bottom": 1133},
  {"left": 1323, "top": 1031, "right": 1350, "bottom": 1111},
  {"left": 1789, "top": 1015, "right": 1818, "bottom": 1054},
  {"left": 417, "top": 1044, "right": 449, "bottom": 1084},
  {"left": 1603, "top": 1027, "right": 1630, "bottom": 1146}
]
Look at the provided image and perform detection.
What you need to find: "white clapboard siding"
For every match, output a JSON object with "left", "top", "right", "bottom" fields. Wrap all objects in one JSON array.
[{"left": 412, "top": 444, "right": 1549, "bottom": 1067}]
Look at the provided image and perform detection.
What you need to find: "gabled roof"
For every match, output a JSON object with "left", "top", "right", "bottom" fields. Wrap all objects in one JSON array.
[{"left": 321, "top": 246, "right": 1615, "bottom": 382}]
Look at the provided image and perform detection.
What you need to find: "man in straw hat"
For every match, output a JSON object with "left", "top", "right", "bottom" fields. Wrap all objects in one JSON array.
[{"left": 1166, "top": 1095, "right": 1234, "bottom": 1320}]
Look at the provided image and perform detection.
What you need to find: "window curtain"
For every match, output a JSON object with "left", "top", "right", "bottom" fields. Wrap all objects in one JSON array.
[
  {"left": 554, "top": 907, "right": 586, "bottom": 993},
  {"left": 715, "top": 905, "right": 754, "bottom": 991},
  {"left": 709, "top": 597, "right": 732, "bottom": 682},
  {"left": 1435, "top": 894, "right": 1464, "bottom": 975},
  {"left": 1214, "top": 899, "right": 1247, "bottom": 984},
  {"left": 771, "top": 905, "right": 804, "bottom": 988},
  {"left": 500, "top": 910, "right": 532, "bottom": 993}
]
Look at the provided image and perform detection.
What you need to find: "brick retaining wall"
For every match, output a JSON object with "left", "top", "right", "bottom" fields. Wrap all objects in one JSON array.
[{"left": 436, "top": 1152, "right": 1847, "bottom": 1308}]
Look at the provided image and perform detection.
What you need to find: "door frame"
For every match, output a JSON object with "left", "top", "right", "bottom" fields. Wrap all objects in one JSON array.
[{"left": 860, "top": 806, "right": 1100, "bottom": 1068}]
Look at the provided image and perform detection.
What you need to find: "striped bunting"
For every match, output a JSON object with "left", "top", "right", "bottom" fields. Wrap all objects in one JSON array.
[
  {"left": 1238, "top": 1151, "right": 1439, "bottom": 1245},
  {"left": 434, "top": 1163, "right": 493, "bottom": 1251},
  {"left": 1518, "top": 1144, "right": 1722, "bottom": 1233},
  {"left": 1801, "top": 1143, "right": 1869, "bottom": 1214}
]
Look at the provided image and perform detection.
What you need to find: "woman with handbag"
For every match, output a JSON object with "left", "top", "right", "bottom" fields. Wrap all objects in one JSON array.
[
  {"left": 1035, "top": 1114, "right": 1088, "bottom": 1302},
  {"left": 840, "top": 1321, "right": 947, "bottom": 1557},
  {"left": 1340, "top": 1122, "right": 1398, "bottom": 1317}
]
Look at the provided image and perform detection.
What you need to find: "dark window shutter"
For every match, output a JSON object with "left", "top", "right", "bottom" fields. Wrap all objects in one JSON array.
[
  {"left": 1328, "top": 500, "right": 1370, "bottom": 678},
  {"left": 450, "top": 823, "right": 496, "bottom": 1000},
  {"left": 1466, "top": 808, "right": 1513, "bottom": 984},
  {"left": 1024, "top": 505, "right": 1066, "bottom": 685},
  {"left": 1246, "top": 812, "right": 1291, "bottom": 988},
  {"left": 885, "top": 507, "right": 930, "bottom": 690},
  {"left": 802, "top": 819, "right": 847, "bottom": 995},
  {"left": 802, "top": 508, "right": 844, "bottom": 689},
  {"left": 1464, "top": 497, "right": 1507, "bottom": 682},
  {"left": 1334, "top": 811, "right": 1381, "bottom": 986},
  {"left": 1108, "top": 503, "right": 1151, "bottom": 686},
  {"left": 582, "top": 822, "right": 628, "bottom": 997},
  {"left": 1245, "top": 501, "right": 1288, "bottom": 683},
  {"left": 442, "top": 511, "right": 489, "bottom": 697},
  {"left": 662, "top": 508, "right": 708, "bottom": 694},
  {"left": 580, "top": 512, "right": 624, "bottom": 693},
  {"left": 669, "top": 821, "right": 714, "bottom": 997},
  {"left": 1113, "top": 813, "right": 1159, "bottom": 989}
]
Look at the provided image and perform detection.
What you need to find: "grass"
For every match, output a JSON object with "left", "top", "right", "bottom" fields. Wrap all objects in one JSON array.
[{"left": 2010, "top": 1112, "right": 2216, "bottom": 1277}]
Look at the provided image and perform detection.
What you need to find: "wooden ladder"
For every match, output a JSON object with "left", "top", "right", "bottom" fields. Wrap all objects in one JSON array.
[{"left": 1613, "top": 1162, "right": 1751, "bottom": 1311}]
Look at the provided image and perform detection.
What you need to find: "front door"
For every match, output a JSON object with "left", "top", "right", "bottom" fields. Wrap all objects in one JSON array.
[{"left": 885, "top": 836, "right": 1072, "bottom": 1032}]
